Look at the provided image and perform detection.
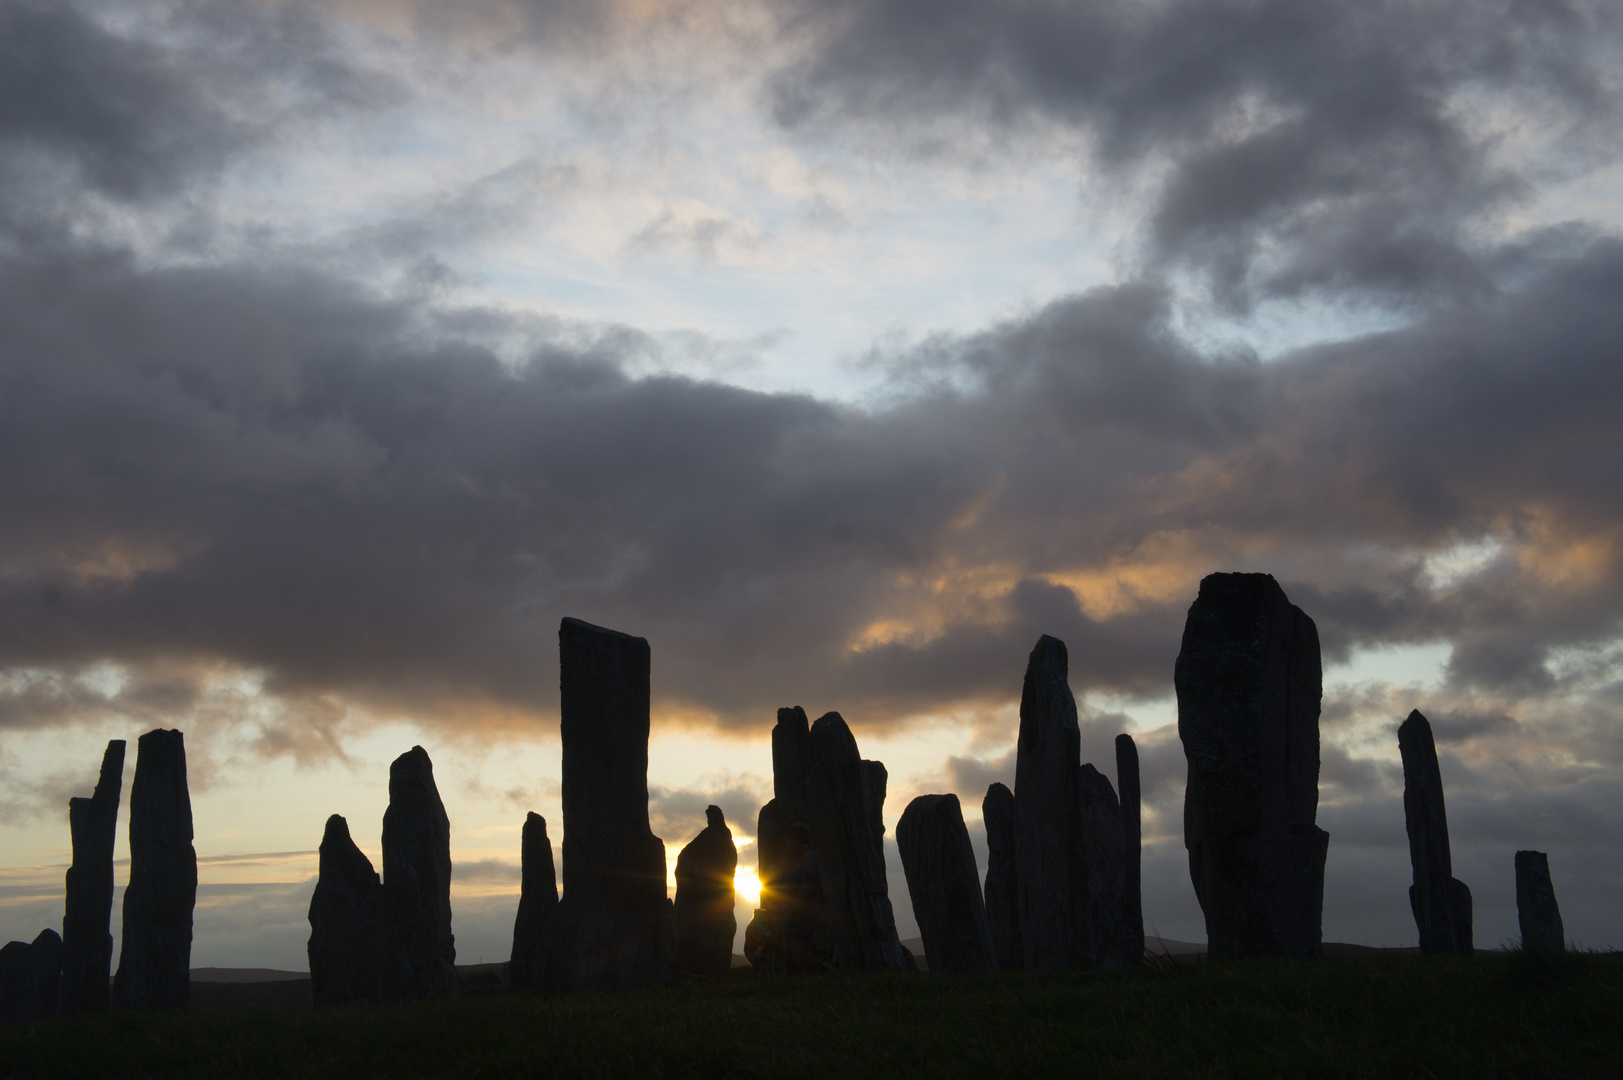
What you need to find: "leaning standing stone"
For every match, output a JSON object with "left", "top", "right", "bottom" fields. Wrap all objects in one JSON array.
[
  {"left": 509, "top": 812, "right": 558, "bottom": 986},
  {"left": 62, "top": 739, "right": 124, "bottom": 1013},
  {"left": 897, "top": 794, "right": 995, "bottom": 974},
  {"left": 1115, "top": 733, "right": 1145, "bottom": 962},
  {"left": 982, "top": 782, "right": 1021, "bottom": 970},
  {"left": 113, "top": 728, "right": 197, "bottom": 1009},
  {"left": 1398, "top": 710, "right": 1473, "bottom": 955},
  {"left": 674, "top": 806, "right": 739, "bottom": 973},
  {"left": 307, "top": 814, "right": 387, "bottom": 1006},
  {"left": 382, "top": 746, "right": 457, "bottom": 998},
  {"left": 1076, "top": 764, "right": 1130, "bottom": 967},
  {"left": 1515, "top": 850, "right": 1564, "bottom": 951},
  {"left": 1014, "top": 635, "right": 1083, "bottom": 969}
]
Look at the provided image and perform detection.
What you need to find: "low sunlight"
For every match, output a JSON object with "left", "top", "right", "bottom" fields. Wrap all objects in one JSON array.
[{"left": 734, "top": 866, "right": 761, "bottom": 906}]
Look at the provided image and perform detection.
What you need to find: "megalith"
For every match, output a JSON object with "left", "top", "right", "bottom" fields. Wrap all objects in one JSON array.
[
  {"left": 62, "top": 739, "right": 124, "bottom": 1013},
  {"left": 757, "top": 706, "right": 813, "bottom": 908},
  {"left": 1515, "top": 850, "right": 1564, "bottom": 951},
  {"left": 897, "top": 794, "right": 995, "bottom": 974},
  {"left": 1014, "top": 635, "right": 1084, "bottom": 969},
  {"left": 1398, "top": 710, "right": 1473, "bottom": 955},
  {"left": 545, "top": 617, "right": 675, "bottom": 990},
  {"left": 0, "top": 929, "right": 62, "bottom": 1025},
  {"left": 982, "top": 782, "right": 1021, "bottom": 970},
  {"left": 1076, "top": 764, "right": 1131, "bottom": 968},
  {"left": 307, "top": 814, "right": 388, "bottom": 1006},
  {"left": 508, "top": 812, "right": 558, "bottom": 986},
  {"left": 382, "top": 746, "right": 457, "bottom": 997},
  {"left": 1115, "top": 733, "right": 1145, "bottom": 962},
  {"left": 674, "top": 806, "right": 739, "bottom": 973},
  {"left": 1175, "top": 573, "right": 1329, "bottom": 958},
  {"left": 113, "top": 728, "right": 197, "bottom": 1009}
]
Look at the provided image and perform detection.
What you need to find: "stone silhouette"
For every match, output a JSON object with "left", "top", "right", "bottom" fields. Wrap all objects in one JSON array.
[
  {"left": 113, "top": 728, "right": 197, "bottom": 1009},
  {"left": 382, "top": 746, "right": 457, "bottom": 997},
  {"left": 674, "top": 806, "right": 739, "bottom": 973},
  {"left": 1515, "top": 850, "right": 1564, "bottom": 951},
  {"left": 1115, "top": 733, "right": 1145, "bottom": 961},
  {"left": 756, "top": 706, "right": 814, "bottom": 909},
  {"left": 0, "top": 929, "right": 62, "bottom": 1025},
  {"left": 545, "top": 618, "right": 675, "bottom": 990},
  {"left": 1398, "top": 710, "right": 1473, "bottom": 955},
  {"left": 308, "top": 814, "right": 388, "bottom": 1006},
  {"left": 1014, "top": 635, "right": 1084, "bottom": 969},
  {"left": 1076, "top": 763, "right": 1131, "bottom": 968},
  {"left": 508, "top": 812, "right": 558, "bottom": 986},
  {"left": 897, "top": 794, "right": 995, "bottom": 974},
  {"left": 1175, "top": 573, "right": 1329, "bottom": 958},
  {"left": 61, "top": 739, "right": 124, "bottom": 1013},
  {"left": 982, "top": 782, "right": 1021, "bottom": 970}
]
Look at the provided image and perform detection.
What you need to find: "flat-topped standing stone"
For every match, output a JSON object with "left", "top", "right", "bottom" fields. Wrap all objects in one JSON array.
[
  {"left": 897, "top": 794, "right": 995, "bottom": 974},
  {"left": 1014, "top": 635, "right": 1084, "bottom": 969},
  {"left": 62, "top": 739, "right": 124, "bottom": 1013},
  {"left": 1398, "top": 710, "right": 1473, "bottom": 955},
  {"left": 114, "top": 728, "right": 197, "bottom": 1008},
  {"left": 545, "top": 618, "right": 675, "bottom": 990},
  {"left": 982, "top": 782, "right": 1021, "bottom": 970},
  {"left": 381, "top": 746, "right": 457, "bottom": 998},
  {"left": 1515, "top": 850, "right": 1564, "bottom": 951},
  {"left": 1076, "top": 764, "right": 1130, "bottom": 967},
  {"left": 1115, "top": 733, "right": 1145, "bottom": 962},
  {"left": 674, "top": 806, "right": 739, "bottom": 973},
  {"left": 508, "top": 812, "right": 558, "bottom": 986},
  {"left": 1175, "top": 574, "right": 1329, "bottom": 958},
  {"left": 757, "top": 706, "right": 813, "bottom": 910},
  {"left": 308, "top": 814, "right": 387, "bottom": 1006},
  {"left": 0, "top": 929, "right": 62, "bottom": 1025}
]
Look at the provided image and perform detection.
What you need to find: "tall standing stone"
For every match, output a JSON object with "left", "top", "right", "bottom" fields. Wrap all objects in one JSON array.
[
  {"left": 113, "top": 728, "right": 197, "bottom": 1009},
  {"left": 1175, "top": 573, "right": 1329, "bottom": 958},
  {"left": 897, "top": 794, "right": 995, "bottom": 974},
  {"left": 308, "top": 814, "right": 387, "bottom": 1006},
  {"left": 1076, "top": 764, "right": 1130, "bottom": 968},
  {"left": 757, "top": 706, "right": 813, "bottom": 907},
  {"left": 674, "top": 806, "right": 739, "bottom": 973},
  {"left": 1115, "top": 733, "right": 1144, "bottom": 961},
  {"left": 381, "top": 746, "right": 457, "bottom": 998},
  {"left": 545, "top": 617, "right": 675, "bottom": 990},
  {"left": 982, "top": 782, "right": 1021, "bottom": 970},
  {"left": 1014, "top": 635, "right": 1084, "bottom": 969},
  {"left": 509, "top": 812, "right": 558, "bottom": 986},
  {"left": 1398, "top": 710, "right": 1473, "bottom": 955},
  {"left": 0, "top": 929, "right": 62, "bottom": 1025},
  {"left": 61, "top": 739, "right": 124, "bottom": 1013},
  {"left": 1515, "top": 850, "right": 1564, "bottom": 951}
]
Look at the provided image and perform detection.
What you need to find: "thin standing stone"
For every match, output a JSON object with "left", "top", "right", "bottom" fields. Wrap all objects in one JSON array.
[
  {"left": 61, "top": 739, "right": 124, "bottom": 1013},
  {"left": 113, "top": 728, "right": 196, "bottom": 1009},
  {"left": 1398, "top": 710, "right": 1473, "bottom": 955},
  {"left": 982, "top": 782, "right": 1021, "bottom": 970},
  {"left": 1514, "top": 850, "right": 1564, "bottom": 951},
  {"left": 897, "top": 794, "right": 995, "bottom": 974},
  {"left": 1115, "top": 733, "right": 1144, "bottom": 962},
  {"left": 1014, "top": 635, "right": 1083, "bottom": 969},
  {"left": 509, "top": 812, "right": 559, "bottom": 986}
]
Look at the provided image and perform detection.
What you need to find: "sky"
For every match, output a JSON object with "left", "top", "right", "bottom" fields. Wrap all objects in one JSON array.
[{"left": 1, "top": 0, "right": 1621, "bottom": 970}]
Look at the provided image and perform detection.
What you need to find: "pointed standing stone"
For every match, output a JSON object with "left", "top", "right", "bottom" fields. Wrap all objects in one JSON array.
[
  {"left": 1115, "top": 733, "right": 1144, "bottom": 962},
  {"left": 1014, "top": 635, "right": 1084, "bottom": 969},
  {"left": 898, "top": 794, "right": 996, "bottom": 974},
  {"left": 1515, "top": 850, "right": 1564, "bottom": 951},
  {"left": 307, "top": 814, "right": 387, "bottom": 1006},
  {"left": 1398, "top": 710, "right": 1473, "bottom": 955},
  {"left": 982, "top": 782, "right": 1021, "bottom": 969},
  {"left": 545, "top": 618, "right": 675, "bottom": 990},
  {"left": 0, "top": 929, "right": 62, "bottom": 1025},
  {"left": 381, "top": 746, "right": 457, "bottom": 998},
  {"left": 1076, "top": 764, "right": 1130, "bottom": 967},
  {"left": 62, "top": 739, "right": 124, "bottom": 1013},
  {"left": 674, "top": 806, "right": 739, "bottom": 973},
  {"left": 509, "top": 813, "right": 559, "bottom": 986},
  {"left": 113, "top": 728, "right": 197, "bottom": 1009},
  {"left": 1175, "top": 573, "right": 1329, "bottom": 958}
]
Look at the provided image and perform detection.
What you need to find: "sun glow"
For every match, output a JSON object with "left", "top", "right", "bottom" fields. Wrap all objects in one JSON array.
[{"left": 734, "top": 866, "right": 761, "bottom": 905}]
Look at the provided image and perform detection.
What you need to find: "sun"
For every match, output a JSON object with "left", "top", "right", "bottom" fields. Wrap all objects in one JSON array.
[{"left": 733, "top": 865, "right": 762, "bottom": 906}]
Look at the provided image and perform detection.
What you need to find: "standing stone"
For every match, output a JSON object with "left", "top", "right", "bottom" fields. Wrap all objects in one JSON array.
[
  {"left": 674, "top": 806, "right": 738, "bottom": 973},
  {"left": 757, "top": 706, "right": 814, "bottom": 908},
  {"left": 1115, "top": 733, "right": 1144, "bottom": 961},
  {"left": 1515, "top": 850, "right": 1564, "bottom": 951},
  {"left": 545, "top": 618, "right": 675, "bottom": 990},
  {"left": 381, "top": 746, "right": 457, "bottom": 998},
  {"left": 509, "top": 812, "right": 558, "bottom": 986},
  {"left": 1014, "top": 635, "right": 1084, "bottom": 969},
  {"left": 1175, "top": 573, "right": 1329, "bottom": 958},
  {"left": 113, "top": 728, "right": 197, "bottom": 1009},
  {"left": 61, "top": 739, "right": 124, "bottom": 1013},
  {"left": 308, "top": 814, "right": 388, "bottom": 1006},
  {"left": 982, "top": 782, "right": 1021, "bottom": 969},
  {"left": 897, "top": 794, "right": 995, "bottom": 974},
  {"left": 0, "top": 929, "right": 62, "bottom": 1025},
  {"left": 1076, "top": 764, "right": 1130, "bottom": 967},
  {"left": 1398, "top": 710, "right": 1473, "bottom": 955}
]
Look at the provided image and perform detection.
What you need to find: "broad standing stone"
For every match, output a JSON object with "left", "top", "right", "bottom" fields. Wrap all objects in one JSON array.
[
  {"left": 0, "top": 929, "right": 62, "bottom": 1025},
  {"left": 897, "top": 794, "right": 995, "bottom": 974},
  {"left": 1115, "top": 733, "right": 1144, "bottom": 961},
  {"left": 1515, "top": 850, "right": 1564, "bottom": 951},
  {"left": 382, "top": 746, "right": 457, "bottom": 998},
  {"left": 62, "top": 739, "right": 124, "bottom": 1013},
  {"left": 982, "top": 782, "right": 1021, "bottom": 969},
  {"left": 1014, "top": 635, "right": 1084, "bottom": 969},
  {"left": 545, "top": 618, "right": 675, "bottom": 990},
  {"left": 307, "top": 814, "right": 387, "bottom": 1006},
  {"left": 1076, "top": 764, "right": 1130, "bottom": 967},
  {"left": 1398, "top": 710, "right": 1473, "bottom": 955},
  {"left": 113, "top": 728, "right": 197, "bottom": 1009},
  {"left": 674, "top": 806, "right": 738, "bottom": 973},
  {"left": 1175, "top": 573, "right": 1329, "bottom": 958},
  {"left": 509, "top": 812, "right": 558, "bottom": 986}
]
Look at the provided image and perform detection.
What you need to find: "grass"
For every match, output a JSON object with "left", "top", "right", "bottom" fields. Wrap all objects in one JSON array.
[{"left": 2, "top": 951, "right": 1619, "bottom": 1079}]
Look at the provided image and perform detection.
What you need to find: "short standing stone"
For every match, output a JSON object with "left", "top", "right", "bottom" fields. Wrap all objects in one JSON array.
[
  {"left": 674, "top": 806, "right": 739, "bottom": 973},
  {"left": 1014, "top": 635, "right": 1084, "bottom": 969},
  {"left": 307, "top": 814, "right": 388, "bottom": 1006},
  {"left": 1115, "top": 733, "right": 1145, "bottom": 961},
  {"left": 1515, "top": 851, "right": 1564, "bottom": 951},
  {"left": 509, "top": 812, "right": 558, "bottom": 986},
  {"left": 982, "top": 782, "right": 1021, "bottom": 970},
  {"left": 382, "top": 746, "right": 457, "bottom": 998},
  {"left": 62, "top": 739, "right": 124, "bottom": 1013},
  {"left": 1076, "top": 764, "right": 1130, "bottom": 967},
  {"left": 897, "top": 794, "right": 995, "bottom": 974},
  {"left": 1398, "top": 710, "right": 1473, "bottom": 955},
  {"left": 0, "top": 929, "right": 63, "bottom": 1024},
  {"left": 113, "top": 728, "right": 197, "bottom": 1009},
  {"left": 1175, "top": 573, "right": 1329, "bottom": 958}
]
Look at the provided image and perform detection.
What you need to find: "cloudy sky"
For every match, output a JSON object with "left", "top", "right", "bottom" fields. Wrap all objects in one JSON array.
[{"left": 2, "top": 0, "right": 1621, "bottom": 969}]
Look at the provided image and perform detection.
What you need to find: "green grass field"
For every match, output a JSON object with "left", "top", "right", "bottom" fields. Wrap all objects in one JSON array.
[{"left": 3, "top": 951, "right": 1619, "bottom": 1078}]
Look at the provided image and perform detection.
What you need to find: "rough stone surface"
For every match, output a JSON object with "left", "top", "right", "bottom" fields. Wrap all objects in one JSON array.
[
  {"left": 1398, "top": 710, "right": 1473, "bottom": 955},
  {"left": 382, "top": 746, "right": 457, "bottom": 998},
  {"left": 897, "top": 794, "right": 995, "bottom": 974},
  {"left": 114, "top": 728, "right": 197, "bottom": 1009},
  {"left": 1014, "top": 635, "right": 1084, "bottom": 969},
  {"left": 308, "top": 814, "right": 387, "bottom": 1006},
  {"left": 61, "top": 739, "right": 124, "bottom": 1014},
  {"left": 675, "top": 806, "right": 739, "bottom": 973},
  {"left": 1175, "top": 573, "right": 1329, "bottom": 958},
  {"left": 1515, "top": 850, "right": 1565, "bottom": 951},
  {"left": 545, "top": 617, "right": 675, "bottom": 990},
  {"left": 982, "top": 782, "right": 1021, "bottom": 970},
  {"left": 1115, "top": 733, "right": 1145, "bottom": 962},
  {"left": 509, "top": 813, "right": 558, "bottom": 987},
  {"left": 1076, "top": 764, "right": 1131, "bottom": 968},
  {"left": 0, "top": 929, "right": 62, "bottom": 1025}
]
